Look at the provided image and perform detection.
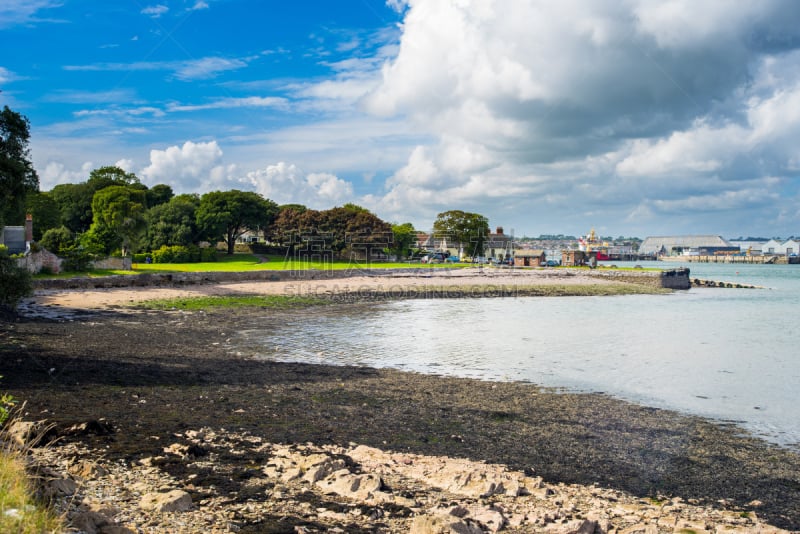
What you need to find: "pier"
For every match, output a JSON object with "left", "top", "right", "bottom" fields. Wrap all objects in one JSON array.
[{"left": 660, "top": 255, "right": 798, "bottom": 264}]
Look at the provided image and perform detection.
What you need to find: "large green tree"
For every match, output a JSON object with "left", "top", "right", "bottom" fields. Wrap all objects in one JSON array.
[
  {"left": 50, "top": 166, "right": 144, "bottom": 233},
  {"left": 25, "top": 191, "right": 61, "bottom": 241},
  {"left": 50, "top": 182, "right": 94, "bottom": 233},
  {"left": 387, "top": 222, "right": 416, "bottom": 260},
  {"left": 0, "top": 106, "right": 39, "bottom": 228},
  {"left": 196, "top": 190, "right": 278, "bottom": 255},
  {"left": 87, "top": 185, "right": 147, "bottom": 256},
  {"left": 267, "top": 204, "right": 310, "bottom": 250},
  {"left": 87, "top": 165, "right": 141, "bottom": 190},
  {"left": 432, "top": 210, "right": 490, "bottom": 257},
  {"left": 145, "top": 184, "right": 174, "bottom": 208},
  {"left": 316, "top": 206, "right": 391, "bottom": 259},
  {"left": 143, "top": 194, "right": 200, "bottom": 250}
]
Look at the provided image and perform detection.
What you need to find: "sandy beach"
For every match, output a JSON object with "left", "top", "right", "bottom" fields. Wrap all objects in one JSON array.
[{"left": 26, "top": 267, "right": 634, "bottom": 311}]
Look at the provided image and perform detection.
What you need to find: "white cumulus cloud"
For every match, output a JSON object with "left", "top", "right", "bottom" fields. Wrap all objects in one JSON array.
[
  {"left": 243, "top": 162, "right": 354, "bottom": 208},
  {"left": 141, "top": 141, "right": 228, "bottom": 191},
  {"left": 358, "top": 0, "right": 800, "bottom": 235}
]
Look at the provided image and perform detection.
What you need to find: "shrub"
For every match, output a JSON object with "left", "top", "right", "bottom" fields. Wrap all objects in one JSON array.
[
  {"left": 0, "top": 249, "right": 32, "bottom": 315},
  {"left": 151, "top": 245, "right": 202, "bottom": 263},
  {"left": 199, "top": 247, "right": 217, "bottom": 262},
  {"left": 133, "top": 253, "right": 149, "bottom": 263},
  {"left": 60, "top": 244, "right": 95, "bottom": 272}
]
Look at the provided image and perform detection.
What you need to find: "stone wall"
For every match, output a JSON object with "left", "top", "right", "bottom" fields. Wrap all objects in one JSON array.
[
  {"left": 17, "top": 249, "right": 63, "bottom": 274},
  {"left": 92, "top": 256, "right": 133, "bottom": 270},
  {"left": 587, "top": 268, "right": 690, "bottom": 290}
]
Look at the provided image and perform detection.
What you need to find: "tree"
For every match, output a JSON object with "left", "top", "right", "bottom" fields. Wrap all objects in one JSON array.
[
  {"left": 50, "top": 166, "right": 143, "bottom": 234},
  {"left": 432, "top": 210, "right": 490, "bottom": 257},
  {"left": 40, "top": 226, "right": 75, "bottom": 255},
  {"left": 341, "top": 203, "right": 370, "bottom": 214},
  {"left": 387, "top": 222, "right": 416, "bottom": 260},
  {"left": 87, "top": 165, "right": 140, "bottom": 189},
  {"left": 88, "top": 185, "right": 147, "bottom": 256},
  {"left": 267, "top": 204, "right": 312, "bottom": 249},
  {"left": 317, "top": 207, "right": 391, "bottom": 259},
  {"left": 143, "top": 194, "right": 200, "bottom": 250},
  {"left": 25, "top": 191, "right": 61, "bottom": 241},
  {"left": 51, "top": 182, "right": 94, "bottom": 233},
  {"left": 0, "top": 106, "right": 39, "bottom": 228},
  {"left": 145, "top": 184, "right": 174, "bottom": 208},
  {"left": 196, "top": 190, "right": 278, "bottom": 255}
]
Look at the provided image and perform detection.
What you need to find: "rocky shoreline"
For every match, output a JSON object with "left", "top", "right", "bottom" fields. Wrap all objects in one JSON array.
[{"left": 2, "top": 280, "right": 799, "bottom": 532}]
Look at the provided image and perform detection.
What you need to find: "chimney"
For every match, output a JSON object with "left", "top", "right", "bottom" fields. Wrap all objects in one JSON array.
[
  {"left": 25, "top": 213, "right": 33, "bottom": 242},
  {"left": 496, "top": 226, "right": 503, "bottom": 235}
]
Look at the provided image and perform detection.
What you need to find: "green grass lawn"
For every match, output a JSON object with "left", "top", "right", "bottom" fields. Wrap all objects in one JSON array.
[
  {"left": 131, "top": 253, "right": 468, "bottom": 273},
  {"left": 33, "top": 252, "right": 659, "bottom": 278}
]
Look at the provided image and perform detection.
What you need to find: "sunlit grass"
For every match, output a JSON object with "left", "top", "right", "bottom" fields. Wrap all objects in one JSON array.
[
  {"left": 131, "top": 254, "right": 468, "bottom": 273},
  {"left": 0, "top": 449, "right": 63, "bottom": 533},
  {"left": 135, "top": 294, "right": 329, "bottom": 311}
]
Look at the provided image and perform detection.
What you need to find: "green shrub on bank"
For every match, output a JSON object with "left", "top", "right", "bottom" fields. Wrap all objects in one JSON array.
[
  {"left": 39, "top": 227, "right": 74, "bottom": 256},
  {"left": 148, "top": 245, "right": 217, "bottom": 263},
  {"left": 59, "top": 245, "right": 95, "bottom": 273},
  {"left": 0, "top": 249, "right": 32, "bottom": 314}
]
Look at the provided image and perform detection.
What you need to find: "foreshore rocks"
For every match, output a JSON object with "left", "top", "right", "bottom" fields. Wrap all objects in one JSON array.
[{"left": 25, "top": 425, "right": 792, "bottom": 533}]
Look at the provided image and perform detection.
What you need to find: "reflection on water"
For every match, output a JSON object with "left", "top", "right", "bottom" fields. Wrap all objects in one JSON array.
[{"left": 236, "top": 262, "right": 800, "bottom": 449}]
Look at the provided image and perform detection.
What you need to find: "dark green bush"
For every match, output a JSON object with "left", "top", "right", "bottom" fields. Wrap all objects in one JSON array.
[
  {"left": 146, "top": 245, "right": 216, "bottom": 263},
  {"left": 0, "top": 249, "right": 32, "bottom": 315},
  {"left": 60, "top": 244, "right": 95, "bottom": 272},
  {"left": 199, "top": 247, "right": 217, "bottom": 262},
  {"left": 150, "top": 245, "right": 195, "bottom": 263},
  {"left": 133, "top": 253, "right": 149, "bottom": 263}
]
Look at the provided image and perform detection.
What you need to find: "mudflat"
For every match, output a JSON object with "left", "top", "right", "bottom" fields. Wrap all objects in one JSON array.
[{"left": 3, "top": 274, "right": 799, "bottom": 532}]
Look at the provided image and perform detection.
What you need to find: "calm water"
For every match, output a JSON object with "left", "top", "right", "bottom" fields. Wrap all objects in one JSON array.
[{"left": 237, "top": 262, "right": 800, "bottom": 449}]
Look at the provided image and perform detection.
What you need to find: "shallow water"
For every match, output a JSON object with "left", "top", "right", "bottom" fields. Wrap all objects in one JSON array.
[{"left": 237, "top": 261, "right": 800, "bottom": 449}]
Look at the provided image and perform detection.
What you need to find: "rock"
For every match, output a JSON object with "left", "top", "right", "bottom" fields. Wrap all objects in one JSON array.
[
  {"left": 139, "top": 489, "right": 192, "bottom": 512},
  {"left": 99, "top": 526, "right": 136, "bottom": 534},
  {"left": 302, "top": 457, "right": 347, "bottom": 483},
  {"left": 409, "top": 514, "right": 484, "bottom": 534},
  {"left": 316, "top": 469, "right": 383, "bottom": 500},
  {"left": 70, "top": 459, "right": 109, "bottom": 479},
  {"left": 462, "top": 505, "right": 506, "bottom": 533},
  {"left": 45, "top": 477, "right": 77, "bottom": 498},
  {"left": 163, "top": 443, "right": 189, "bottom": 456},
  {"left": 61, "top": 419, "right": 114, "bottom": 436},
  {"left": 544, "top": 519, "right": 598, "bottom": 533},
  {"left": 70, "top": 510, "right": 111, "bottom": 534},
  {"left": 4, "top": 420, "right": 51, "bottom": 447},
  {"left": 618, "top": 523, "right": 658, "bottom": 534}
]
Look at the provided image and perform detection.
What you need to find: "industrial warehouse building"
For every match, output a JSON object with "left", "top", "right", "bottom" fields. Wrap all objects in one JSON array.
[{"left": 638, "top": 235, "right": 736, "bottom": 257}]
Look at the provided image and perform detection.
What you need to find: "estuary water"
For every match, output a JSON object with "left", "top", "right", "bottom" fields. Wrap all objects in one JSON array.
[{"left": 239, "top": 261, "right": 800, "bottom": 449}]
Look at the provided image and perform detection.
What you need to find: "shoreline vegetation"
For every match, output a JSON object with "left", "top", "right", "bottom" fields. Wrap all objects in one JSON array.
[{"left": 3, "top": 268, "right": 799, "bottom": 532}]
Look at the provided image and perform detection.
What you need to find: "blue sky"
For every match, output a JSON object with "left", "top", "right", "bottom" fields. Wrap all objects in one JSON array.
[{"left": 2, "top": 1, "right": 800, "bottom": 238}]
